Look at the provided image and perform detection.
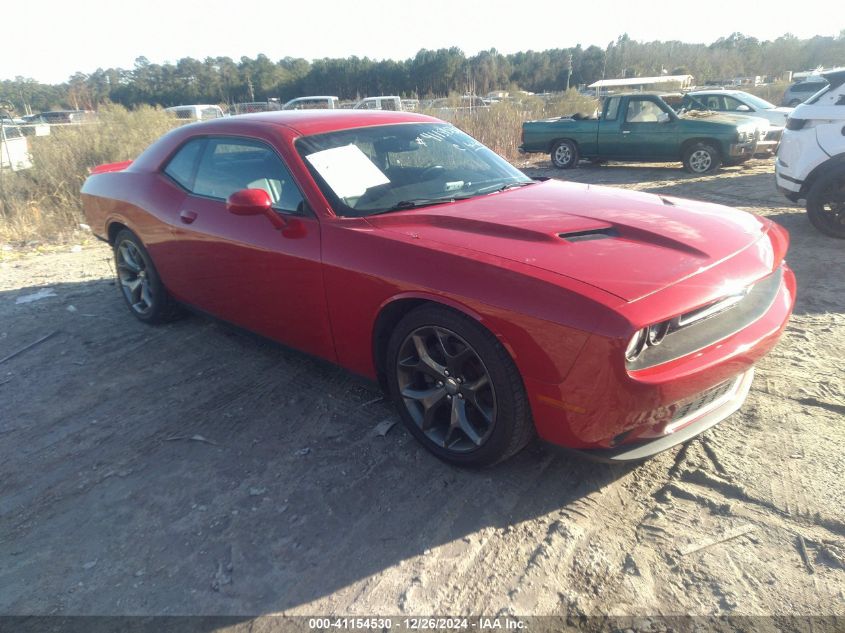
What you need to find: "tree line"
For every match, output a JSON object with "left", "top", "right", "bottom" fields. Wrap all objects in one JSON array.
[{"left": 2, "top": 32, "right": 844, "bottom": 113}]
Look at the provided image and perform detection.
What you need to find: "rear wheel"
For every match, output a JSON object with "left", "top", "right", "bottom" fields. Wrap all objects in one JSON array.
[
  {"left": 386, "top": 305, "right": 534, "bottom": 467},
  {"left": 806, "top": 168, "right": 845, "bottom": 239},
  {"left": 682, "top": 142, "right": 721, "bottom": 174},
  {"left": 550, "top": 140, "right": 578, "bottom": 169},
  {"left": 113, "top": 229, "right": 183, "bottom": 323}
]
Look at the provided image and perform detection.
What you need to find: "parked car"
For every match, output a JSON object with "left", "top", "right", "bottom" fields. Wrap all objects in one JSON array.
[
  {"left": 24, "top": 110, "right": 94, "bottom": 124},
  {"left": 80, "top": 110, "right": 795, "bottom": 466},
  {"left": 282, "top": 96, "right": 339, "bottom": 110},
  {"left": 681, "top": 89, "right": 792, "bottom": 154},
  {"left": 0, "top": 117, "right": 32, "bottom": 171},
  {"left": 231, "top": 101, "right": 281, "bottom": 115},
  {"left": 776, "top": 68, "right": 845, "bottom": 238},
  {"left": 520, "top": 92, "right": 762, "bottom": 173},
  {"left": 781, "top": 77, "right": 829, "bottom": 107},
  {"left": 353, "top": 96, "right": 402, "bottom": 111},
  {"left": 164, "top": 104, "right": 225, "bottom": 121}
]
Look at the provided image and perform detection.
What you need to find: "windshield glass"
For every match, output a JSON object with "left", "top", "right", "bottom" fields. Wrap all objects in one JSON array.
[
  {"left": 297, "top": 123, "right": 533, "bottom": 217},
  {"left": 740, "top": 93, "right": 775, "bottom": 110}
]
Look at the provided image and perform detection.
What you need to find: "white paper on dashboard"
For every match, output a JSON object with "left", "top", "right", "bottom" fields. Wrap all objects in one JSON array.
[{"left": 305, "top": 145, "right": 390, "bottom": 199}]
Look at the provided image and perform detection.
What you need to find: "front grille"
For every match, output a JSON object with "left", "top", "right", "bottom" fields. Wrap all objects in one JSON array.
[{"left": 670, "top": 379, "right": 736, "bottom": 422}]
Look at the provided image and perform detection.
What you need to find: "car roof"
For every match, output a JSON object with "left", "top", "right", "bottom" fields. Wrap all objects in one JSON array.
[{"left": 220, "top": 109, "right": 440, "bottom": 136}]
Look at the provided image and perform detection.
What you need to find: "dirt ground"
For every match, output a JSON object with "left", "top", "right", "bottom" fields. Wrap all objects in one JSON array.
[{"left": 1, "top": 156, "right": 843, "bottom": 622}]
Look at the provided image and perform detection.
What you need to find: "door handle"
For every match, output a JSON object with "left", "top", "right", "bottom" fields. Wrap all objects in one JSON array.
[
  {"left": 179, "top": 210, "right": 198, "bottom": 224},
  {"left": 622, "top": 130, "right": 631, "bottom": 135}
]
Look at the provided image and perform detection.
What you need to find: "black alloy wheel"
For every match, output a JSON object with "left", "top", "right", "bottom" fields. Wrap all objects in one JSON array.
[
  {"left": 112, "top": 229, "right": 182, "bottom": 324},
  {"left": 807, "top": 170, "right": 845, "bottom": 239},
  {"left": 396, "top": 325, "right": 496, "bottom": 452},
  {"left": 386, "top": 305, "right": 535, "bottom": 466}
]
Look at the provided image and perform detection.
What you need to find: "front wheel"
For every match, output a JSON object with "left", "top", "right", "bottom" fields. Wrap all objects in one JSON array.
[
  {"left": 113, "top": 229, "right": 183, "bottom": 323},
  {"left": 682, "top": 142, "right": 721, "bottom": 174},
  {"left": 386, "top": 305, "right": 534, "bottom": 467},
  {"left": 806, "top": 169, "right": 845, "bottom": 239},
  {"left": 550, "top": 140, "right": 578, "bottom": 169}
]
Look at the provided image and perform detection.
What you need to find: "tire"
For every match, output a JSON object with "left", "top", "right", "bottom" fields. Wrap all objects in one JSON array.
[
  {"left": 113, "top": 229, "right": 183, "bottom": 323},
  {"left": 386, "top": 305, "right": 535, "bottom": 467},
  {"left": 550, "top": 140, "right": 578, "bottom": 169},
  {"left": 806, "top": 168, "right": 845, "bottom": 239},
  {"left": 682, "top": 142, "right": 721, "bottom": 174}
]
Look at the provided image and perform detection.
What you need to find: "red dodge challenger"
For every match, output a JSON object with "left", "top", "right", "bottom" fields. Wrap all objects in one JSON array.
[{"left": 81, "top": 110, "right": 796, "bottom": 466}]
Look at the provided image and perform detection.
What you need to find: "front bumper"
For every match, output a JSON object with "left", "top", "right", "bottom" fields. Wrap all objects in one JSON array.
[
  {"left": 729, "top": 141, "right": 757, "bottom": 157},
  {"left": 775, "top": 160, "right": 804, "bottom": 200},
  {"left": 525, "top": 261, "right": 796, "bottom": 456},
  {"left": 561, "top": 369, "right": 754, "bottom": 462}
]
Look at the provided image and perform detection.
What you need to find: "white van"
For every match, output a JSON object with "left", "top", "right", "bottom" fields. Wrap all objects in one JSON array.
[
  {"left": 0, "top": 119, "right": 33, "bottom": 171},
  {"left": 353, "top": 96, "right": 402, "bottom": 111},
  {"left": 164, "top": 105, "right": 225, "bottom": 121},
  {"left": 776, "top": 68, "right": 845, "bottom": 238},
  {"left": 282, "top": 96, "right": 339, "bottom": 110}
]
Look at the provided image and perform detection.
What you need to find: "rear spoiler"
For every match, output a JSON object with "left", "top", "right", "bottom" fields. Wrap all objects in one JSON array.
[{"left": 88, "top": 159, "right": 132, "bottom": 175}]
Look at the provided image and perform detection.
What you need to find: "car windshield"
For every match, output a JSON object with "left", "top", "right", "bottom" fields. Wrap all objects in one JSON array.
[
  {"left": 296, "top": 123, "right": 533, "bottom": 217},
  {"left": 739, "top": 93, "right": 775, "bottom": 110}
]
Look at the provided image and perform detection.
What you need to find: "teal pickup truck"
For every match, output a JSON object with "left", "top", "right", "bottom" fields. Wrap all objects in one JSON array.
[{"left": 519, "top": 93, "right": 761, "bottom": 173}]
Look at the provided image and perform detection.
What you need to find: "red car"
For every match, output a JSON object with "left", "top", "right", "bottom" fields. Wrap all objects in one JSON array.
[{"left": 81, "top": 110, "right": 796, "bottom": 466}]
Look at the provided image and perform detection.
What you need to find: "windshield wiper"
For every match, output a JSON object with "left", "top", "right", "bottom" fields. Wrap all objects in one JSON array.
[
  {"left": 367, "top": 197, "right": 457, "bottom": 216},
  {"left": 474, "top": 180, "right": 537, "bottom": 196}
]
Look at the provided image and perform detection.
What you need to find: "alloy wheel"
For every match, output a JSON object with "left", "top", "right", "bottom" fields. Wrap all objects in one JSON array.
[
  {"left": 554, "top": 144, "right": 572, "bottom": 166},
  {"left": 689, "top": 150, "right": 712, "bottom": 173},
  {"left": 116, "top": 240, "right": 154, "bottom": 315},
  {"left": 396, "top": 326, "right": 496, "bottom": 453}
]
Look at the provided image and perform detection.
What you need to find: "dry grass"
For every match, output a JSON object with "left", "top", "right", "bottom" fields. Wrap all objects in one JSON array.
[
  {"left": 428, "top": 91, "right": 599, "bottom": 161},
  {"left": 1, "top": 96, "right": 597, "bottom": 245},
  {"left": 0, "top": 104, "right": 179, "bottom": 245}
]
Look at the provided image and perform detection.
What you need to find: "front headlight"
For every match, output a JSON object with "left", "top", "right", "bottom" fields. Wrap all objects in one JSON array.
[{"left": 625, "top": 321, "right": 671, "bottom": 362}]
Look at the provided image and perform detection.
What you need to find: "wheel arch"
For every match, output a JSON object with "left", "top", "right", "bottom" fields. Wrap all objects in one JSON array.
[
  {"left": 801, "top": 153, "right": 845, "bottom": 196},
  {"left": 371, "top": 293, "right": 510, "bottom": 393},
  {"left": 106, "top": 218, "right": 132, "bottom": 245},
  {"left": 680, "top": 137, "right": 722, "bottom": 159},
  {"left": 547, "top": 137, "right": 580, "bottom": 154}
]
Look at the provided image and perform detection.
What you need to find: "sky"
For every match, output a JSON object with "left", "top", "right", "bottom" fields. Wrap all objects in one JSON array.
[{"left": 2, "top": 0, "right": 842, "bottom": 84}]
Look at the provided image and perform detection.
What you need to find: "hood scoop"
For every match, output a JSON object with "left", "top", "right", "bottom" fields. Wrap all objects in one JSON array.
[{"left": 558, "top": 227, "right": 618, "bottom": 243}]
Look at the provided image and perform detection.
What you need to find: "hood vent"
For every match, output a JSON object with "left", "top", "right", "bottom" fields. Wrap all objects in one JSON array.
[{"left": 558, "top": 227, "right": 618, "bottom": 242}]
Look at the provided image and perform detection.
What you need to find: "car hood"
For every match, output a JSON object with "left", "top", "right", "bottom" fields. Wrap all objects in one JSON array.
[
  {"left": 680, "top": 111, "right": 759, "bottom": 128},
  {"left": 366, "top": 180, "right": 771, "bottom": 302}
]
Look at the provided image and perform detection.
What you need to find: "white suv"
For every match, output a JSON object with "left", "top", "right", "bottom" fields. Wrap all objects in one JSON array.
[{"left": 775, "top": 69, "right": 845, "bottom": 238}]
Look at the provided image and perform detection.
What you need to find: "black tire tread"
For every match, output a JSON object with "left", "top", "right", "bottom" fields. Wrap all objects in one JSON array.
[{"left": 806, "top": 168, "right": 845, "bottom": 239}]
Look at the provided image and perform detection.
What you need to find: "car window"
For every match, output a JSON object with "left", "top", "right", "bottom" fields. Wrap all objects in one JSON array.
[
  {"left": 723, "top": 96, "right": 747, "bottom": 111},
  {"left": 163, "top": 138, "right": 205, "bottom": 190},
  {"left": 296, "top": 122, "right": 532, "bottom": 217},
  {"left": 192, "top": 138, "right": 305, "bottom": 214},
  {"left": 625, "top": 99, "right": 665, "bottom": 122},
  {"left": 604, "top": 97, "right": 620, "bottom": 121},
  {"left": 795, "top": 82, "right": 826, "bottom": 93},
  {"left": 700, "top": 95, "right": 724, "bottom": 110}
]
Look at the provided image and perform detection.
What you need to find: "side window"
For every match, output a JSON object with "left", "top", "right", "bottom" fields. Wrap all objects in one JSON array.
[
  {"left": 604, "top": 97, "right": 620, "bottom": 121},
  {"left": 703, "top": 95, "right": 723, "bottom": 110},
  {"left": 723, "top": 96, "right": 745, "bottom": 111},
  {"left": 193, "top": 138, "right": 305, "bottom": 214},
  {"left": 163, "top": 138, "right": 205, "bottom": 190},
  {"left": 625, "top": 99, "right": 664, "bottom": 123}
]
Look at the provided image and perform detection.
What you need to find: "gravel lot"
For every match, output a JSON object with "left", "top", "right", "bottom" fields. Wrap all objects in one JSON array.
[{"left": 1, "top": 157, "right": 843, "bottom": 620}]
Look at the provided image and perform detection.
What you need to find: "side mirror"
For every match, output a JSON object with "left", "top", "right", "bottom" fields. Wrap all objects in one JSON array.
[
  {"left": 657, "top": 112, "right": 671, "bottom": 124},
  {"left": 226, "top": 188, "right": 273, "bottom": 216},
  {"left": 735, "top": 104, "right": 752, "bottom": 112}
]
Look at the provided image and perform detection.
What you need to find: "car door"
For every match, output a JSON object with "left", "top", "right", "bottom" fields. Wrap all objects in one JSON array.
[
  {"left": 618, "top": 97, "right": 679, "bottom": 160},
  {"left": 155, "top": 135, "right": 335, "bottom": 362}
]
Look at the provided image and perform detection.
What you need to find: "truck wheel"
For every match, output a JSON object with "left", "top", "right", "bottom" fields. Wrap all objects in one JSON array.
[
  {"left": 683, "top": 143, "right": 721, "bottom": 174},
  {"left": 806, "top": 168, "right": 845, "bottom": 239},
  {"left": 550, "top": 140, "right": 578, "bottom": 169}
]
